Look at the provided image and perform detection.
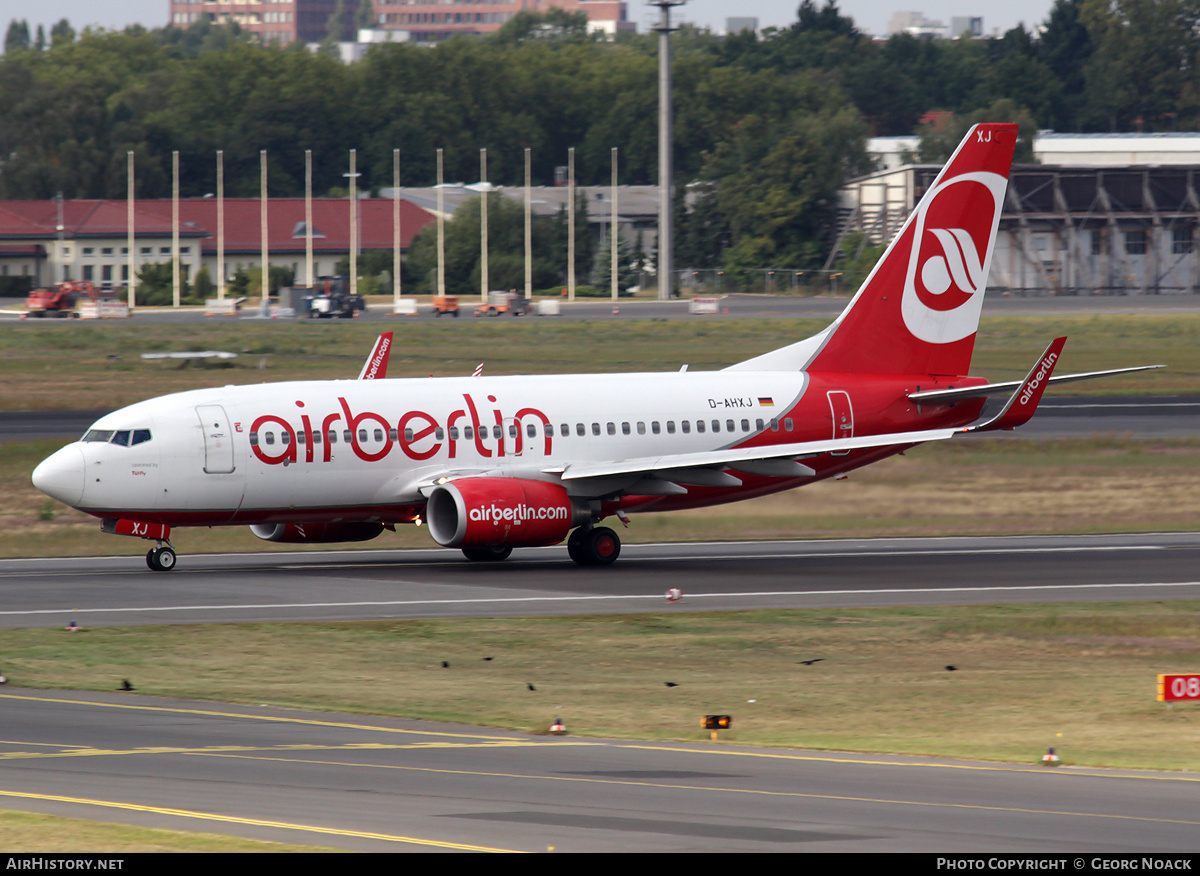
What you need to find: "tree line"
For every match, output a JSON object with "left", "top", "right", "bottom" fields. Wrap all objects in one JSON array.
[{"left": 2, "top": 1, "right": 1198, "bottom": 279}]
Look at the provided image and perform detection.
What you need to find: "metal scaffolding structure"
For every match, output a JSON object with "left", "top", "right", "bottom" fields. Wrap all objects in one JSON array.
[{"left": 833, "top": 164, "right": 1200, "bottom": 295}]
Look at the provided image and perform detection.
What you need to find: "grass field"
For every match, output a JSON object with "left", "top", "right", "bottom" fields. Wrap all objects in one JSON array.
[
  {"left": 2, "top": 604, "right": 1198, "bottom": 771},
  {"left": 1, "top": 313, "right": 1197, "bottom": 411}
]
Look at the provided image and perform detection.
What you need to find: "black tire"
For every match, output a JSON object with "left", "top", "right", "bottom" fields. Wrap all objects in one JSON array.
[
  {"left": 146, "top": 548, "right": 160, "bottom": 571},
  {"left": 156, "top": 547, "right": 177, "bottom": 571},
  {"left": 586, "top": 527, "right": 620, "bottom": 566},
  {"left": 567, "top": 528, "right": 589, "bottom": 565},
  {"left": 462, "top": 545, "right": 513, "bottom": 562}
]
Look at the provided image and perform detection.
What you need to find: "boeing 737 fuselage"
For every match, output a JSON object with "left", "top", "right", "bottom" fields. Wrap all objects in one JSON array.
[{"left": 31, "top": 124, "right": 1158, "bottom": 569}]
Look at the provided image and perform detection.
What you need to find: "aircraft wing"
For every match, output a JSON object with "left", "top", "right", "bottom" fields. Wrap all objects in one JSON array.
[
  {"left": 359, "top": 332, "right": 394, "bottom": 380},
  {"left": 554, "top": 338, "right": 1072, "bottom": 487},
  {"left": 553, "top": 428, "right": 961, "bottom": 484}
]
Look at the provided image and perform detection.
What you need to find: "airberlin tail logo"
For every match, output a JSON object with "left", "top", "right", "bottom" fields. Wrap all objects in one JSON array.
[{"left": 901, "top": 171, "right": 1007, "bottom": 345}]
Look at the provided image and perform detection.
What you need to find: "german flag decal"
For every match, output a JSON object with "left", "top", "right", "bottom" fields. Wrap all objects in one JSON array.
[{"left": 758, "top": 397, "right": 774, "bottom": 407}]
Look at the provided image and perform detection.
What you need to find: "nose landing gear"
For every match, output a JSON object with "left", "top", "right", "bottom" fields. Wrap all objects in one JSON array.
[{"left": 146, "top": 544, "right": 177, "bottom": 572}]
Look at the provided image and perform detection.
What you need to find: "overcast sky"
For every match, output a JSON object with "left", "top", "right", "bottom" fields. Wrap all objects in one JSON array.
[{"left": 4, "top": 1, "right": 1057, "bottom": 41}]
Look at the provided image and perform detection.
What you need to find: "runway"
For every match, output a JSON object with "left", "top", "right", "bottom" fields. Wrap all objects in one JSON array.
[
  {"left": 1, "top": 689, "right": 1198, "bottom": 852},
  {"left": 2, "top": 534, "right": 1199, "bottom": 629},
  {"left": 3, "top": 536, "right": 1199, "bottom": 851}
]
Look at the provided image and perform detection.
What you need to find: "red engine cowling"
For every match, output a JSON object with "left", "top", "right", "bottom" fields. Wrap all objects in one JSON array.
[
  {"left": 426, "top": 477, "right": 576, "bottom": 548},
  {"left": 249, "top": 522, "right": 385, "bottom": 543}
]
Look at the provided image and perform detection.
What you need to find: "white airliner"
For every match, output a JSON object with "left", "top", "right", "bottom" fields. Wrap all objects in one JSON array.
[{"left": 32, "top": 124, "right": 1158, "bottom": 570}]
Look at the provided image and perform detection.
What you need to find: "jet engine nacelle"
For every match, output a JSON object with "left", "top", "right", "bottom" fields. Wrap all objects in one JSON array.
[
  {"left": 249, "top": 522, "right": 385, "bottom": 544},
  {"left": 426, "top": 477, "right": 578, "bottom": 548}
]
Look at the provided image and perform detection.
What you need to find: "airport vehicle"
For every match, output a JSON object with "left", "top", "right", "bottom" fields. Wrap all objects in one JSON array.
[
  {"left": 475, "top": 291, "right": 529, "bottom": 317},
  {"left": 25, "top": 281, "right": 107, "bottom": 318},
  {"left": 304, "top": 276, "right": 365, "bottom": 319},
  {"left": 31, "top": 124, "right": 1158, "bottom": 571},
  {"left": 432, "top": 296, "right": 460, "bottom": 317}
]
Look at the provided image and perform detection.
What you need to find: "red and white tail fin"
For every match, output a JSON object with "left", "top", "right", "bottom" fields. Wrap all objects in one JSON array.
[
  {"left": 809, "top": 123, "right": 1017, "bottom": 376},
  {"left": 728, "top": 123, "right": 1017, "bottom": 377},
  {"left": 358, "top": 332, "right": 394, "bottom": 380}
]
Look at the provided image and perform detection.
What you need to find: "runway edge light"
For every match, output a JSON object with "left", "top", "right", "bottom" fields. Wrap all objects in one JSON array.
[{"left": 702, "top": 715, "right": 731, "bottom": 741}]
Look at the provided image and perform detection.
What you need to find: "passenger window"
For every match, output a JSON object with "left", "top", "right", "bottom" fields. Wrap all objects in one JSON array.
[
  {"left": 509, "top": 424, "right": 518, "bottom": 439},
  {"left": 328, "top": 430, "right": 338, "bottom": 444},
  {"left": 696, "top": 421, "right": 705, "bottom": 434},
  {"left": 249, "top": 432, "right": 259, "bottom": 446},
  {"left": 492, "top": 425, "right": 502, "bottom": 440},
  {"left": 265, "top": 433, "right": 275, "bottom": 446},
  {"left": 449, "top": 427, "right": 460, "bottom": 440},
  {"left": 389, "top": 428, "right": 398, "bottom": 442},
  {"left": 404, "top": 428, "right": 414, "bottom": 442},
  {"left": 297, "top": 431, "right": 306, "bottom": 444},
  {"left": 784, "top": 418, "right": 794, "bottom": 431},
  {"left": 281, "top": 432, "right": 291, "bottom": 445},
  {"left": 435, "top": 427, "right": 445, "bottom": 440},
  {"left": 680, "top": 421, "right": 689, "bottom": 434},
  {"left": 527, "top": 423, "right": 537, "bottom": 438},
  {"left": 755, "top": 419, "right": 763, "bottom": 431},
  {"left": 576, "top": 423, "right": 585, "bottom": 436},
  {"left": 592, "top": 423, "right": 600, "bottom": 436},
  {"left": 740, "top": 419, "right": 749, "bottom": 432},
  {"left": 621, "top": 422, "right": 631, "bottom": 435},
  {"left": 373, "top": 429, "right": 383, "bottom": 442},
  {"left": 313, "top": 430, "right": 322, "bottom": 444},
  {"left": 770, "top": 418, "right": 779, "bottom": 431},
  {"left": 607, "top": 423, "right": 616, "bottom": 436},
  {"left": 464, "top": 426, "right": 474, "bottom": 440},
  {"left": 343, "top": 430, "right": 352, "bottom": 443},
  {"left": 711, "top": 420, "right": 721, "bottom": 433}
]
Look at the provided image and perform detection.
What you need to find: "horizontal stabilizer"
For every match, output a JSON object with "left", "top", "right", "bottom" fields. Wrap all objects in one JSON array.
[{"left": 909, "top": 364, "right": 1164, "bottom": 404}]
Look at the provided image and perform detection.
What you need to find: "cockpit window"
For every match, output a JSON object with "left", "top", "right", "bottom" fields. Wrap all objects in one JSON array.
[{"left": 83, "top": 428, "right": 152, "bottom": 446}]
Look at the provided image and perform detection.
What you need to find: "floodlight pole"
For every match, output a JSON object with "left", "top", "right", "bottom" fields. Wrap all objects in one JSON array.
[{"left": 651, "top": 0, "right": 684, "bottom": 301}]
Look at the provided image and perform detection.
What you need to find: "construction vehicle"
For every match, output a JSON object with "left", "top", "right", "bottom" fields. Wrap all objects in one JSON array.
[
  {"left": 475, "top": 291, "right": 530, "bottom": 317},
  {"left": 432, "top": 295, "right": 460, "bottom": 317},
  {"left": 303, "top": 276, "right": 365, "bottom": 319},
  {"left": 25, "top": 281, "right": 107, "bottom": 318}
]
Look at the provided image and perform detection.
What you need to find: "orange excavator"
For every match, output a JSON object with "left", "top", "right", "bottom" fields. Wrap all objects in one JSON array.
[{"left": 25, "top": 281, "right": 108, "bottom": 318}]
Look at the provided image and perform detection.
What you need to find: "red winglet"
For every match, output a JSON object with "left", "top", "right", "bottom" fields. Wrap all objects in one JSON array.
[
  {"left": 966, "top": 337, "right": 1067, "bottom": 433},
  {"left": 358, "top": 332, "right": 394, "bottom": 380}
]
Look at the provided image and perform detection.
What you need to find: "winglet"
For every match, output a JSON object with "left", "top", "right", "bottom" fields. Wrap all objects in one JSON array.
[
  {"left": 964, "top": 337, "right": 1067, "bottom": 433},
  {"left": 359, "top": 332, "right": 394, "bottom": 380}
]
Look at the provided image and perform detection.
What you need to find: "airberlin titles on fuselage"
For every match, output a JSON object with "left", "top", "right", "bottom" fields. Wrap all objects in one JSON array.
[{"left": 249, "top": 392, "right": 554, "bottom": 465}]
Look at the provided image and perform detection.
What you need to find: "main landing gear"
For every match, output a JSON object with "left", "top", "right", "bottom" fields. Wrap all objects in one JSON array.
[
  {"left": 458, "top": 526, "right": 622, "bottom": 566},
  {"left": 567, "top": 526, "right": 621, "bottom": 567}
]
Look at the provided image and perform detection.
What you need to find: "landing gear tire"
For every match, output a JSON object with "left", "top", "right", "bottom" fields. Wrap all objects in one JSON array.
[
  {"left": 146, "top": 546, "right": 177, "bottom": 572},
  {"left": 462, "top": 545, "right": 513, "bottom": 562},
  {"left": 570, "top": 526, "right": 621, "bottom": 567},
  {"left": 567, "top": 528, "right": 587, "bottom": 564}
]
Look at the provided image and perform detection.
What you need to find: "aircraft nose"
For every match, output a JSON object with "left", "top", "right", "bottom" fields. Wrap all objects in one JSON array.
[{"left": 32, "top": 445, "right": 86, "bottom": 507}]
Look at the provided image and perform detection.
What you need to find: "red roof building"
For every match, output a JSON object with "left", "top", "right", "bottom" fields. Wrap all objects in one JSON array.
[{"left": 0, "top": 197, "right": 434, "bottom": 291}]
